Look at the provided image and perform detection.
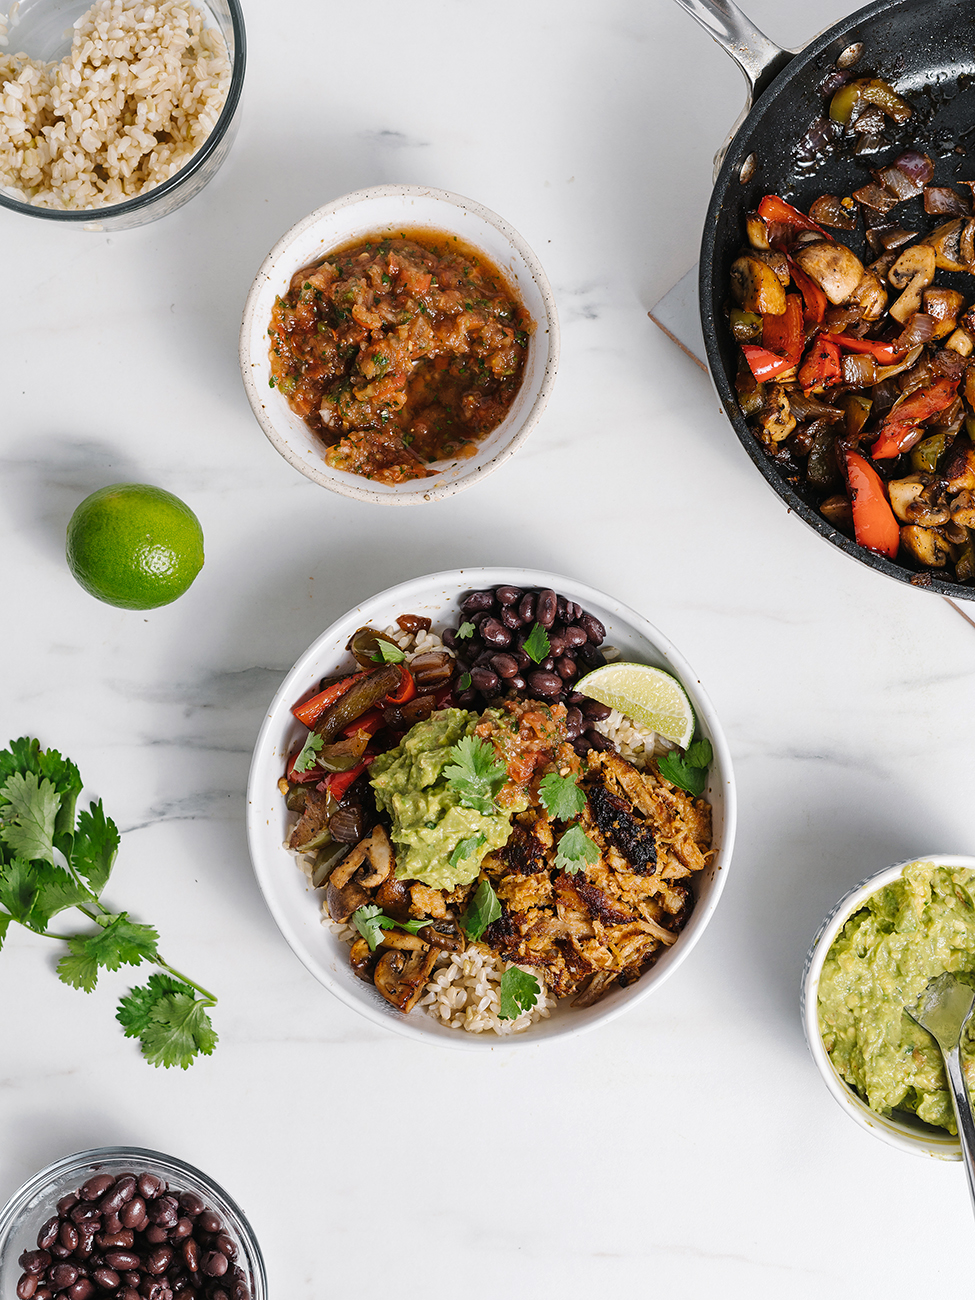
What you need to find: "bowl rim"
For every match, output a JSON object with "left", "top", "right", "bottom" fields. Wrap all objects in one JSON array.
[
  {"left": 801, "top": 852, "right": 975, "bottom": 1160},
  {"left": 0, "top": 0, "right": 247, "bottom": 224},
  {"left": 0, "top": 1145, "right": 267, "bottom": 1296},
  {"left": 245, "top": 566, "right": 737, "bottom": 1050},
  {"left": 237, "top": 183, "right": 560, "bottom": 505}
]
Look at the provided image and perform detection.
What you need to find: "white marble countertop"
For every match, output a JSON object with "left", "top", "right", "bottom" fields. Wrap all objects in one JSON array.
[{"left": 3, "top": 0, "right": 975, "bottom": 1294}]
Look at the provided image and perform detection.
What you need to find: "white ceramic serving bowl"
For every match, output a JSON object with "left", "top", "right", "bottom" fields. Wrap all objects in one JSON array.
[
  {"left": 246, "top": 567, "right": 736, "bottom": 1049},
  {"left": 802, "top": 853, "right": 975, "bottom": 1160},
  {"left": 239, "top": 186, "right": 559, "bottom": 505}
]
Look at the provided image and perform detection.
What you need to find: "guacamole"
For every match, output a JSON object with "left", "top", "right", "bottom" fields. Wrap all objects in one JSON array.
[
  {"left": 818, "top": 860, "right": 975, "bottom": 1133},
  {"left": 369, "top": 708, "right": 523, "bottom": 890}
]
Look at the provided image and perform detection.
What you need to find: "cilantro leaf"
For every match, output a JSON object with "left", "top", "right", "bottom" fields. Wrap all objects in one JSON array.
[
  {"left": 456, "top": 622, "right": 476, "bottom": 640},
  {"left": 657, "top": 739, "right": 712, "bottom": 797},
  {"left": 29, "top": 863, "right": 91, "bottom": 930},
  {"left": 458, "top": 672, "right": 472, "bottom": 691},
  {"left": 498, "top": 966, "right": 540, "bottom": 1020},
  {"left": 554, "top": 824, "right": 599, "bottom": 875},
  {"left": 0, "top": 912, "right": 11, "bottom": 950},
  {"left": 56, "top": 912, "right": 159, "bottom": 990},
  {"left": 522, "top": 622, "right": 550, "bottom": 664},
  {"left": 118, "top": 975, "right": 218, "bottom": 1070},
  {"left": 449, "top": 833, "right": 486, "bottom": 869},
  {"left": 351, "top": 904, "right": 434, "bottom": 951},
  {"left": 0, "top": 739, "right": 82, "bottom": 807},
  {"left": 460, "top": 877, "right": 501, "bottom": 940},
  {"left": 292, "top": 731, "right": 324, "bottom": 774},
  {"left": 71, "top": 801, "right": 119, "bottom": 896},
  {"left": 538, "top": 771, "right": 586, "bottom": 822},
  {"left": 444, "top": 736, "right": 507, "bottom": 816},
  {"left": 0, "top": 771, "right": 60, "bottom": 864},
  {"left": 371, "top": 640, "right": 406, "bottom": 664},
  {"left": 0, "top": 857, "right": 38, "bottom": 924},
  {"left": 56, "top": 940, "right": 101, "bottom": 992}
]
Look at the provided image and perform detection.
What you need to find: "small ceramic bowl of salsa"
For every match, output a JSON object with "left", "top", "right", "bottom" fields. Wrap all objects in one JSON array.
[
  {"left": 802, "top": 853, "right": 975, "bottom": 1161},
  {"left": 239, "top": 185, "right": 559, "bottom": 505}
]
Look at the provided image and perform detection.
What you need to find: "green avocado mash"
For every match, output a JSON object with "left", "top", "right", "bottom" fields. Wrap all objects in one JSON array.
[
  {"left": 369, "top": 708, "right": 524, "bottom": 890},
  {"left": 818, "top": 860, "right": 975, "bottom": 1133}
]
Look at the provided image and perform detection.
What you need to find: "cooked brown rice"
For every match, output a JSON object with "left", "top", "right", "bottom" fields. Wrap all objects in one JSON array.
[{"left": 0, "top": 0, "right": 230, "bottom": 209}]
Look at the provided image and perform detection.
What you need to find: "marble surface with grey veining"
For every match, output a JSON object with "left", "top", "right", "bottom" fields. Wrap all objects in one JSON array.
[{"left": 2, "top": 0, "right": 975, "bottom": 1295}]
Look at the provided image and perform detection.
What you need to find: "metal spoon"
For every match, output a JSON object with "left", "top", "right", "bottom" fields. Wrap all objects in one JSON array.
[{"left": 905, "top": 973, "right": 975, "bottom": 1216}]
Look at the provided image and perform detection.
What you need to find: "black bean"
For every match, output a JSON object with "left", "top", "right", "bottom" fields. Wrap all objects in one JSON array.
[
  {"left": 20, "top": 1252, "right": 50, "bottom": 1277},
  {"left": 572, "top": 736, "right": 591, "bottom": 758},
  {"left": 104, "top": 1252, "right": 141, "bottom": 1271},
  {"left": 148, "top": 1197, "right": 178, "bottom": 1228},
  {"left": 145, "top": 1225, "right": 168, "bottom": 1245},
  {"left": 147, "top": 1247, "right": 172, "bottom": 1276},
  {"left": 140, "top": 1282, "right": 165, "bottom": 1300},
  {"left": 441, "top": 626, "right": 458, "bottom": 649},
  {"left": 120, "top": 1290, "right": 141, "bottom": 1300},
  {"left": 93, "top": 1270, "right": 121, "bottom": 1291},
  {"left": 76, "top": 1225, "right": 97, "bottom": 1258},
  {"left": 539, "top": 657, "right": 554, "bottom": 672},
  {"left": 491, "top": 653, "right": 519, "bottom": 679},
  {"left": 172, "top": 1219, "right": 193, "bottom": 1241},
  {"left": 469, "top": 608, "right": 491, "bottom": 627},
  {"left": 517, "top": 592, "right": 535, "bottom": 623},
  {"left": 576, "top": 642, "right": 606, "bottom": 670},
  {"left": 556, "top": 657, "right": 578, "bottom": 681},
  {"left": 565, "top": 707, "right": 583, "bottom": 739},
  {"left": 527, "top": 670, "right": 562, "bottom": 697},
  {"left": 470, "top": 667, "right": 499, "bottom": 694},
  {"left": 579, "top": 612, "right": 605, "bottom": 645},
  {"left": 37, "top": 1219, "right": 59, "bottom": 1251},
  {"left": 17, "top": 1275, "right": 38, "bottom": 1300},
  {"left": 51, "top": 1264, "right": 79, "bottom": 1289},
  {"left": 138, "top": 1175, "right": 165, "bottom": 1200},
  {"left": 121, "top": 1199, "right": 146, "bottom": 1230},
  {"left": 461, "top": 589, "right": 494, "bottom": 613},
  {"left": 81, "top": 1176, "right": 115, "bottom": 1204},
  {"left": 455, "top": 688, "right": 477, "bottom": 707},
  {"left": 479, "top": 618, "right": 511, "bottom": 648},
  {"left": 101, "top": 1212, "right": 123, "bottom": 1234},
  {"left": 547, "top": 634, "right": 565, "bottom": 658},
  {"left": 500, "top": 607, "right": 522, "bottom": 630},
  {"left": 182, "top": 1240, "right": 199, "bottom": 1273},
  {"left": 68, "top": 1280, "right": 95, "bottom": 1300},
  {"left": 50, "top": 1244, "right": 72, "bottom": 1259},
  {"left": 563, "top": 625, "right": 586, "bottom": 648},
  {"left": 71, "top": 1204, "right": 101, "bottom": 1226},
  {"left": 509, "top": 676, "right": 527, "bottom": 692},
  {"left": 494, "top": 585, "right": 522, "bottom": 606},
  {"left": 60, "top": 1222, "right": 79, "bottom": 1251},
  {"left": 536, "top": 589, "right": 557, "bottom": 628},
  {"left": 214, "top": 1237, "right": 236, "bottom": 1261},
  {"left": 511, "top": 648, "right": 530, "bottom": 670},
  {"left": 123, "top": 1274, "right": 141, "bottom": 1288},
  {"left": 584, "top": 728, "right": 614, "bottom": 752},
  {"left": 58, "top": 1196, "right": 80, "bottom": 1217},
  {"left": 201, "top": 1253, "right": 228, "bottom": 1279},
  {"left": 580, "top": 699, "right": 612, "bottom": 721}
]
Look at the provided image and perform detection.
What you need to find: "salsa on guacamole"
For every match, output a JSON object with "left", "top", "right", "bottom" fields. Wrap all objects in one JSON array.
[
  {"left": 818, "top": 860, "right": 975, "bottom": 1133},
  {"left": 369, "top": 708, "right": 528, "bottom": 890}
]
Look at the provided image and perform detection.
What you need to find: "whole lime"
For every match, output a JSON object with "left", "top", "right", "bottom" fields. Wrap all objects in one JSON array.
[{"left": 66, "top": 483, "right": 205, "bottom": 610}]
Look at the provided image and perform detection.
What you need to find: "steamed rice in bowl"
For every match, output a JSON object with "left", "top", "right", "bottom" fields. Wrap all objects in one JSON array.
[
  {"left": 0, "top": 0, "right": 231, "bottom": 210},
  {"left": 281, "top": 598, "right": 715, "bottom": 1038}
]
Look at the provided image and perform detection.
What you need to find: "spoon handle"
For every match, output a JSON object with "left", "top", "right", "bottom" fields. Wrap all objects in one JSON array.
[{"left": 945, "top": 1042, "right": 975, "bottom": 1220}]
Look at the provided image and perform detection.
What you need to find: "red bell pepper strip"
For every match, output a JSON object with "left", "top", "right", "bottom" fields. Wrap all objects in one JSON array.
[
  {"left": 292, "top": 672, "right": 364, "bottom": 727},
  {"left": 385, "top": 664, "right": 416, "bottom": 706},
  {"left": 320, "top": 756, "right": 374, "bottom": 801},
  {"left": 286, "top": 748, "right": 324, "bottom": 784},
  {"left": 870, "top": 377, "right": 959, "bottom": 459},
  {"left": 845, "top": 451, "right": 900, "bottom": 557},
  {"left": 758, "top": 194, "right": 830, "bottom": 239},
  {"left": 341, "top": 708, "right": 385, "bottom": 739},
  {"left": 741, "top": 345, "right": 795, "bottom": 382},
  {"left": 788, "top": 260, "right": 828, "bottom": 325},
  {"left": 830, "top": 335, "right": 904, "bottom": 366},
  {"left": 798, "top": 335, "right": 842, "bottom": 391}
]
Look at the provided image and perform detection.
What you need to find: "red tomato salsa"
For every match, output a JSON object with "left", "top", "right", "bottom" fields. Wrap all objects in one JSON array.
[{"left": 267, "top": 230, "right": 533, "bottom": 484}]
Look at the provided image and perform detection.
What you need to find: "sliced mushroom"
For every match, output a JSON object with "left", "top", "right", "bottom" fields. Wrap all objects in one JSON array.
[
  {"left": 373, "top": 946, "right": 438, "bottom": 1013},
  {"left": 793, "top": 240, "right": 865, "bottom": 304},
  {"left": 950, "top": 491, "right": 975, "bottom": 528},
  {"left": 349, "top": 937, "right": 378, "bottom": 983},
  {"left": 924, "top": 218, "right": 975, "bottom": 272},
  {"left": 759, "top": 386, "right": 796, "bottom": 444},
  {"left": 375, "top": 873, "right": 412, "bottom": 921},
  {"left": 325, "top": 876, "right": 371, "bottom": 924},
  {"left": 945, "top": 326, "right": 974, "bottom": 357},
  {"left": 745, "top": 211, "right": 770, "bottom": 250},
  {"left": 729, "top": 254, "right": 787, "bottom": 315},
  {"left": 820, "top": 494, "right": 854, "bottom": 532},
  {"left": 330, "top": 824, "right": 394, "bottom": 890},
  {"left": 376, "top": 930, "right": 427, "bottom": 952},
  {"left": 847, "top": 270, "right": 887, "bottom": 320},
  {"left": 922, "top": 287, "right": 966, "bottom": 339},
  {"left": 900, "top": 525, "right": 949, "bottom": 567},
  {"left": 417, "top": 919, "right": 466, "bottom": 954},
  {"left": 747, "top": 246, "right": 791, "bottom": 285},
  {"left": 886, "top": 476, "right": 950, "bottom": 526},
  {"left": 887, "top": 244, "right": 936, "bottom": 324}
]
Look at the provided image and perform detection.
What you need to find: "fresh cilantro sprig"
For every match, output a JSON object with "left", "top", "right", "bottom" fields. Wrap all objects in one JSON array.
[
  {"left": 657, "top": 738, "right": 713, "bottom": 798},
  {"left": 444, "top": 736, "right": 507, "bottom": 815},
  {"left": 461, "top": 877, "right": 501, "bottom": 940},
  {"left": 538, "top": 771, "right": 586, "bottom": 822},
  {"left": 522, "top": 622, "right": 550, "bottom": 664},
  {"left": 554, "top": 824, "right": 599, "bottom": 875},
  {"left": 456, "top": 622, "right": 476, "bottom": 640},
  {"left": 0, "top": 738, "right": 218, "bottom": 1070},
  {"left": 292, "top": 730, "right": 324, "bottom": 773},
  {"left": 371, "top": 640, "right": 406, "bottom": 664},
  {"left": 498, "top": 967, "right": 540, "bottom": 1019},
  {"left": 449, "top": 832, "right": 486, "bottom": 870},
  {"left": 351, "top": 904, "right": 435, "bottom": 951}
]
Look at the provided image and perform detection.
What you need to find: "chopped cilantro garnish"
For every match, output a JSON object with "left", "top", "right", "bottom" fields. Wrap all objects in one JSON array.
[
  {"left": 351, "top": 905, "right": 432, "bottom": 952},
  {"left": 554, "top": 824, "right": 599, "bottom": 875},
  {"left": 538, "top": 771, "right": 586, "bottom": 822},
  {"left": 460, "top": 877, "right": 501, "bottom": 939},
  {"left": 456, "top": 622, "right": 476, "bottom": 640},
  {"left": 449, "top": 833, "right": 486, "bottom": 870},
  {"left": 292, "top": 731, "right": 324, "bottom": 773},
  {"left": 458, "top": 672, "right": 472, "bottom": 691},
  {"left": 657, "top": 739, "right": 712, "bottom": 797},
  {"left": 371, "top": 640, "right": 406, "bottom": 664},
  {"left": 498, "top": 967, "right": 540, "bottom": 1019},
  {"left": 523, "top": 622, "right": 550, "bottom": 664},
  {"left": 444, "top": 736, "right": 507, "bottom": 815}
]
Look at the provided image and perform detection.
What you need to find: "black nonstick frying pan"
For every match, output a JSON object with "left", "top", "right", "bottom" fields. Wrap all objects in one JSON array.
[{"left": 676, "top": 0, "right": 975, "bottom": 601}]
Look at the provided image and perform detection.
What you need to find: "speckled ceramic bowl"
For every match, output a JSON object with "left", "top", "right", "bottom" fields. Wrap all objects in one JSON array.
[
  {"left": 238, "top": 185, "right": 559, "bottom": 505},
  {"left": 245, "top": 567, "right": 736, "bottom": 1049},
  {"left": 802, "top": 853, "right": 975, "bottom": 1161}
]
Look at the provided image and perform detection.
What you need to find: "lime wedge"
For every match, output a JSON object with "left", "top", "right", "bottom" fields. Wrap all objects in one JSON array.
[{"left": 576, "top": 662, "right": 695, "bottom": 747}]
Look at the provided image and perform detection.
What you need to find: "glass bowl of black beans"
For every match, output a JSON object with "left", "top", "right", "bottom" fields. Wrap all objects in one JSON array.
[{"left": 0, "top": 1148, "right": 267, "bottom": 1300}]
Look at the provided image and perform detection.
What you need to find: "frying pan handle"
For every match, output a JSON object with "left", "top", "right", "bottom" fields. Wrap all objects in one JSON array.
[{"left": 672, "top": 0, "right": 791, "bottom": 102}]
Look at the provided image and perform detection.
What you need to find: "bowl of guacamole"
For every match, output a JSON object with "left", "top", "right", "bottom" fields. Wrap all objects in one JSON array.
[{"left": 802, "top": 855, "right": 975, "bottom": 1160}]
